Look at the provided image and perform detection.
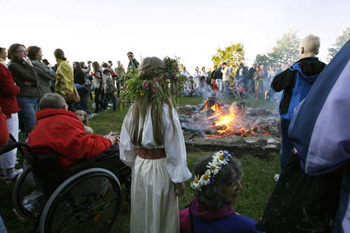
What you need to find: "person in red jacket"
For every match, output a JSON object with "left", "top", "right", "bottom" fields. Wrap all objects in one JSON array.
[
  {"left": 0, "top": 107, "right": 9, "bottom": 147},
  {"left": 0, "top": 46, "right": 21, "bottom": 181},
  {"left": 0, "top": 107, "right": 9, "bottom": 233},
  {"left": 27, "top": 93, "right": 118, "bottom": 167}
]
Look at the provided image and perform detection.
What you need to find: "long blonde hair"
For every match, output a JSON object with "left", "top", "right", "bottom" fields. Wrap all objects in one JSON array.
[{"left": 128, "top": 57, "right": 175, "bottom": 146}]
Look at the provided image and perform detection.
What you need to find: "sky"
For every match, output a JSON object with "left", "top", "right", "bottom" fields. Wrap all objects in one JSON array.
[{"left": 2, "top": 0, "right": 350, "bottom": 72}]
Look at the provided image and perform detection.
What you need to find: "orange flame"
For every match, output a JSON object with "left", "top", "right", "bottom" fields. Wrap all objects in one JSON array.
[{"left": 209, "top": 105, "right": 249, "bottom": 135}]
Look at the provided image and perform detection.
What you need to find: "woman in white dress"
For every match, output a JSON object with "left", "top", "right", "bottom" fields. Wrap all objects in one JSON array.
[{"left": 119, "top": 57, "right": 192, "bottom": 233}]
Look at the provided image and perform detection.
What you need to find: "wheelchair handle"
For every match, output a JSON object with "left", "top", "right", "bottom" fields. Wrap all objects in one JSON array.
[{"left": 0, "top": 141, "right": 34, "bottom": 156}]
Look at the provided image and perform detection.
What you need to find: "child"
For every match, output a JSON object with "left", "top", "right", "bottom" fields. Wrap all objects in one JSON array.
[
  {"left": 119, "top": 57, "right": 191, "bottom": 233},
  {"left": 75, "top": 110, "right": 93, "bottom": 134},
  {"left": 271, "top": 34, "right": 326, "bottom": 170},
  {"left": 211, "top": 78, "right": 219, "bottom": 92},
  {"left": 238, "top": 82, "right": 246, "bottom": 98},
  {"left": 180, "top": 151, "right": 264, "bottom": 233}
]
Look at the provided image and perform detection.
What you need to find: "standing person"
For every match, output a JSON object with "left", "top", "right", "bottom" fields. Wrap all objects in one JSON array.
[
  {"left": 91, "top": 61, "right": 104, "bottom": 113},
  {"left": 0, "top": 47, "right": 21, "bottom": 181},
  {"left": 119, "top": 57, "right": 191, "bottom": 233},
  {"left": 246, "top": 63, "right": 257, "bottom": 95},
  {"left": 200, "top": 66, "right": 209, "bottom": 84},
  {"left": 253, "top": 65, "right": 262, "bottom": 100},
  {"left": 288, "top": 40, "right": 350, "bottom": 233},
  {"left": 221, "top": 62, "right": 231, "bottom": 96},
  {"left": 236, "top": 62, "right": 248, "bottom": 84},
  {"left": 0, "top": 107, "right": 9, "bottom": 232},
  {"left": 73, "top": 62, "right": 91, "bottom": 113},
  {"left": 102, "top": 68, "right": 117, "bottom": 111},
  {"left": 80, "top": 61, "right": 93, "bottom": 111},
  {"left": 192, "top": 66, "right": 201, "bottom": 87},
  {"left": 214, "top": 64, "right": 223, "bottom": 93},
  {"left": 180, "top": 66, "right": 190, "bottom": 78},
  {"left": 54, "top": 48, "right": 75, "bottom": 109},
  {"left": 27, "top": 46, "right": 55, "bottom": 96},
  {"left": 114, "top": 60, "right": 125, "bottom": 97},
  {"left": 7, "top": 43, "right": 41, "bottom": 135},
  {"left": 127, "top": 52, "right": 139, "bottom": 75},
  {"left": 271, "top": 34, "right": 326, "bottom": 170}
]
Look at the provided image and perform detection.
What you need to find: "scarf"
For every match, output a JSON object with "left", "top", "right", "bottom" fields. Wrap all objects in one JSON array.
[{"left": 180, "top": 197, "right": 235, "bottom": 233}]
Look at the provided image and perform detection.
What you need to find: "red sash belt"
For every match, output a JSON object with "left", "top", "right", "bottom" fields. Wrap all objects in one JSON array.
[{"left": 136, "top": 148, "right": 166, "bottom": 160}]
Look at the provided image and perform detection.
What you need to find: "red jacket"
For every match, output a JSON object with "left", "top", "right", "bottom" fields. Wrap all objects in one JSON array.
[
  {"left": 27, "top": 108, "right": 112, "bottom": 167},
  {"left": 0, "top": 107, "right": 9, "bottom": 146},
  {"left": 0, "top": 64, "right": 20, "bottom": 118}
]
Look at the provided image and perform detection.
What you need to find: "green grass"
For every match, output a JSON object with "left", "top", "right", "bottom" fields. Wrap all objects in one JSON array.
[{"left": 0, "top": 96, "right": 280, "bottom": 233}]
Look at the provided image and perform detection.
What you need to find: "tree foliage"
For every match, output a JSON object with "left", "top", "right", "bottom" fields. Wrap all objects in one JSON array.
[
  {"left": 254, "top": 30, "right": 300, "bottom": 67},
  {"left": 255, "top": 54, "right": 271, "bottom": 67},
  {"left": 211, "top": 43, "right": 245, "bottom": 69},
  {"left": 327, "top": 27, "right": 350, "bottom": 61}
]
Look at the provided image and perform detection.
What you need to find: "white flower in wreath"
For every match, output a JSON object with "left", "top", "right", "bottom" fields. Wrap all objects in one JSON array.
[
  {"left": 200, "top": 172, "right": 210, "bottom": 186},
  {"left": 191, "top": 175, "right": 201, "bottom": 190},
  {"left": 207, "top": 161, "right": 221, "bottom": 175}
]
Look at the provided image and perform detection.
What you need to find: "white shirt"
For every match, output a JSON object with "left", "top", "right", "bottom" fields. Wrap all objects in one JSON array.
[
  {"left": 200, "top": 70, "right": 208, "bottom": 79},
  {"left": 119, "top": 104, "right": 192, "bottom": 183},
  {"left": 181, "top": 69, "right": 190, "bottom": 78},
  {"left": 221, "top": 66, "right": 231, "bottom": 81}
]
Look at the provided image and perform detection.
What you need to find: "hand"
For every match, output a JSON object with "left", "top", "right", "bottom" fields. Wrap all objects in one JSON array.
[
  {"left": 174, "top": 183, "right": 185, "bottom": 196},
  {"left": 104, "top": 132, "right": 118, "bottom": 144},
  {"left": 23, "top": 58, "right": 33, "bottom": 67}
]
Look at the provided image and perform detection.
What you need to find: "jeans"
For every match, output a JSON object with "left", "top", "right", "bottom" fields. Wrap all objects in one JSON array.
[
  {"left": 0, "top": 217, "right": 7, "bottom": 233},
  {"left": 17, "top": 97, "right": 38, "bottom": 135},
  {"left": 223, "top": 80, "right": 230, "bottom": 96},
  {"left": 73, "top": 85, "right": 91, "bottom": 114},
  {"left": 0, "top": 113, "right": 18, "bottom": 170},
  {"left": 103, "top": 92, "right": 117, "bottom": 111},
  {"left": 94, "top": 89, "right": 104, "bottom": 113},
  {"left": 216, "top": 79, "right": 223, "bottom": 92},
  {"left": 280, "top": 118, "right": 294, "bottom": 170}
]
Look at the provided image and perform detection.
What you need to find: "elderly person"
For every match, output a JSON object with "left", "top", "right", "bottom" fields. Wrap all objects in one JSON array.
[
  {"left": 0, "top": 46, "right": 21, "bottom": 181},
  {"left": 27, "top": 46, "right": 54, "bottom": 96},
  {"left": 180, "top": 151, "right": 263, "bottom": 233},
  {"left": 27, "top": 93, "right": 117, "bottom": 168}
]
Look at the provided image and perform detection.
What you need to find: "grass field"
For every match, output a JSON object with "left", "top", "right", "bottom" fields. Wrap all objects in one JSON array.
[{"left": 0, "top": 96, "right": 280, "bottom": 233}]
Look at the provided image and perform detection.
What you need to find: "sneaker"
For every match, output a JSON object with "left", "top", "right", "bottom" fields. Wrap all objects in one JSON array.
[
  {"left": 2, "top": 168, "right": 23, "bottom": 183},
  {"left": 274, "top": 173, "right": 280, "bottom": 182},
  {"left": 23, "top": 189, "right": 45, "bottom": 212},
  {"left": 88, "top": 113, "right": 98, "bottom": 120}
]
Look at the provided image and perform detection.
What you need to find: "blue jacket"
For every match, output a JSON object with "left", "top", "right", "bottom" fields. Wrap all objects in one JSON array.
[{"left": 271, "top": 57, "right": 325, "bottom": 120}]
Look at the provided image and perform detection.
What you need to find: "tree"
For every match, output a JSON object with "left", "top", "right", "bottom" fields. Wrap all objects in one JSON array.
[
  {"left": 267, "top": 30, "right": 300, "bottom": 67},
  {"left": 327, "top": 27, "right": 350, "bottom": 61},
  {"left": 211, "top": 43, "right": 245, "bottom": 69},
  {"left": 255, "top": 54, "right": 272, "bottom": 67}
]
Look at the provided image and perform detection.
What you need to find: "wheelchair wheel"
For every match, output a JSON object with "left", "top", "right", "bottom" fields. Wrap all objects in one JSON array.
[
  {"left": 40, "top": 168, "right": 122, "bottom": 233},
  {"left": 12, "top": 166, "right": 46, "bottom": 221}
]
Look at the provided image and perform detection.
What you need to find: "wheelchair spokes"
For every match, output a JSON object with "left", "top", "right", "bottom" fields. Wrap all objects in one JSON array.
[{"left": 40, "top": 169, "right": 121, "bottom": 233}]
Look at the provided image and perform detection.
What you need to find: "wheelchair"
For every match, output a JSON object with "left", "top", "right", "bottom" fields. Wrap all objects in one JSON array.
[{"left": 0, "top": 138, "right": 131, "bottom": 233}]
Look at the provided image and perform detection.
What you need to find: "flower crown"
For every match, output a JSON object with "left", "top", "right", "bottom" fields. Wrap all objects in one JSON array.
[
  {"left": 120, "top": 56, "right": 187, "bottom": 103},
  {"left": 191, "top": 150, "right": 232, "bottom": 190}
]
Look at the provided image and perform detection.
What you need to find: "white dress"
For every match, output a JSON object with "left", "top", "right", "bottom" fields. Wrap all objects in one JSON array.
[{"left": 120, "top": 104, "right": 192, "bottom": 233}]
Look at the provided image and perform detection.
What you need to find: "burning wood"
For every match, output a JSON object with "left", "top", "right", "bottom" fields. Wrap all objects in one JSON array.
[{"left": 179, "top": 98, "right": 279, "bottom": 138}]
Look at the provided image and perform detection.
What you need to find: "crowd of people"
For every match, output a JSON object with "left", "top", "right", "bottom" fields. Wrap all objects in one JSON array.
[
  {"left": 0, "top": 34, "right": 350, "bottom": 233},
  {"left": 180, "top": 61, "right": 281, "bottom": 101}
]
